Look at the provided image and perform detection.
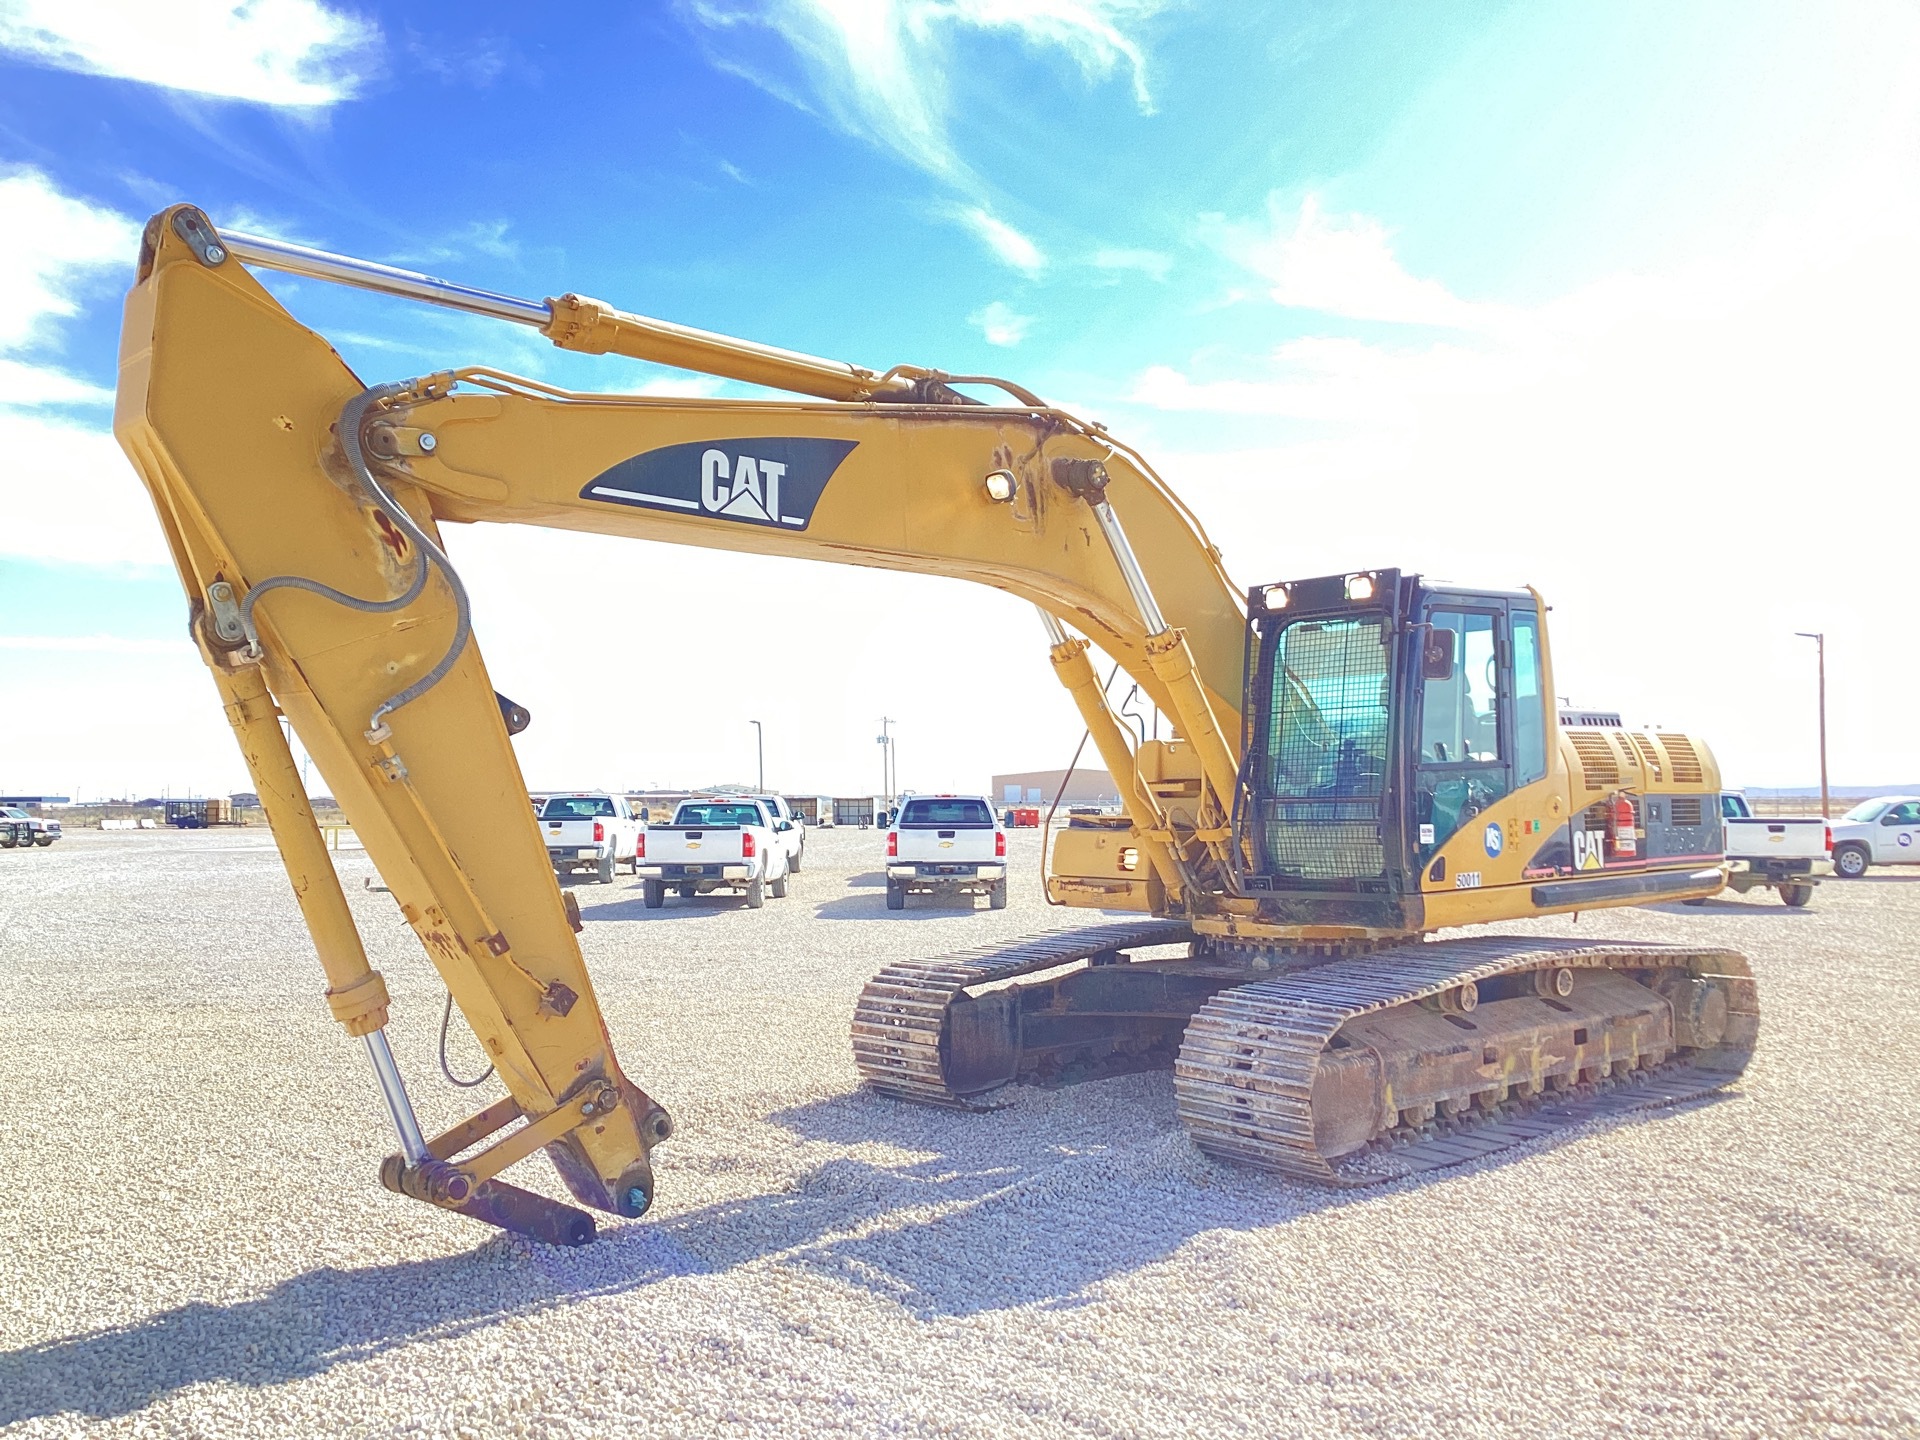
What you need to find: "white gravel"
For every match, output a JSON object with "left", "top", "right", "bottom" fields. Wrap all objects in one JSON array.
[{"left": 1, "top": 827, "right": 1916, "bottom": 1439}]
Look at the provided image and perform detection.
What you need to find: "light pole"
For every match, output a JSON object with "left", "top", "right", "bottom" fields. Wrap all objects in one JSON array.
[
  {"left": 1794, "top": 631, "right": 1828, "bottom": 819},
  {"left": 750, "top": 719, "right": 764, "bottom": 793},
  {"left": 876, "top": 717, "right": 895, "bottom": 812}
]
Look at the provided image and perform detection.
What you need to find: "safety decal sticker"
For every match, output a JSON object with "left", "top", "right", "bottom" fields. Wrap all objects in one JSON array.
[
  {"left": 1483, "top": 821, "right": 1504, "bottom": 858},
  {"left": 581, "top": 438, "right": 858, "bottom": 530}
]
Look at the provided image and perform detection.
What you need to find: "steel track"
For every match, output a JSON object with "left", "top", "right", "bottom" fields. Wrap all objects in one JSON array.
[
  {"left": 850, "top": 919, "right": 1194, "bottom": 1106},
  {"left": 1174, "top": 935, "right": 1758, "bottom": 1184}
]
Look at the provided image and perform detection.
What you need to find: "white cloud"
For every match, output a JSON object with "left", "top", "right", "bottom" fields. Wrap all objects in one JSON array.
[
  {"left": 1124, "top": 162, "right": 1920, "bottom": 785},
  {"left": 0, "top": 0, "right": 378, "bottom": 107},
  {"left": 0, "top": 408, "right": 170, "bottom": 566},
  {"left": 1091, "top": 246, "right": 1171, "bottom": 282},
  {"left": 969, "top": 300, "right": 1032, "bottom": 347},
  {"left": 0, "top": 171, "right": 165, "bottom": 568},
  {"left": 0, "top": 169, "right": 139, "bottom": 356},
  {"left": 687, "top": 0, "right": 1159, "bottom": 180},
  {"left": 0, "top": 357, "right": 113, "bottom": 406},
  {"left": 1210, "top": 192, "right": 1489, "bottom": 328},
  {"left": 390, "top": 219, "right": 520, "bottom": 267},
  {"left": 0, "top": 634, "right": 185, "bottom": 654},
  {"left": 952, "top": 206, "right": 1045, "bottom": 275},
  {"left": 617, "top": 374, "right": 731, "bottom": 399}
]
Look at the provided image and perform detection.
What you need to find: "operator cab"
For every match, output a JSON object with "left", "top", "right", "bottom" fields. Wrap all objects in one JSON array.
[{"left": 1237, "top": 570, "right": 1548, "bottom": 928}]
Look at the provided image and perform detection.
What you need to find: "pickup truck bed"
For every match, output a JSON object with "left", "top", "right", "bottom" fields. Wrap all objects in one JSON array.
[{"left": 1715, "top": 793, "right": 1827, "bottom": 906}]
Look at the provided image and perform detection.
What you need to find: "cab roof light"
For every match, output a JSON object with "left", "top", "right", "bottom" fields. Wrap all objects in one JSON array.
[
  {"left": 1345, "top": 572, "right": 1376, "bottom": 602},
  {"left": 983, "top": 469, "right": 1016, "bottom": 503},
  {"left": 1261, "top": 584, "right": 1290, "bottom": 611}
]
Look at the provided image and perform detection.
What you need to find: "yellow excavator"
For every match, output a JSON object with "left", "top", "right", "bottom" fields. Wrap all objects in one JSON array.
[{"left": 113, "top": 205, "right": 1758, "bottom": 1244}]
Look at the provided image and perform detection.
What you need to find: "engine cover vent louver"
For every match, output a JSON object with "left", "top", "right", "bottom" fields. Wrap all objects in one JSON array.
[
  {"left": 1670, "top": 796, "right": 1704, "bottom": 827},
  {"left": 1658, "top": 734, "right": 1706, "bottom": 786},
  {"left": 1628, "top": 733, "right": 1665, "bottom": 783},
  {"left": 1569, "top": 730, "right": 1619, "bottom": 790}
]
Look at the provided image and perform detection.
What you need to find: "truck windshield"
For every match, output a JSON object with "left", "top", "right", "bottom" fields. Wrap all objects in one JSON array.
[
  {"left": 674, "top": 803, "right": 764, "bottom": 826},
  {"left": 1844, "top": 800, "right": 1890, "bottom": 822},
  {"left": 899, "top": 799, "right": 994, "bottom": 827},
  {"left": 541, "top": 797, "right": 616, "bottom": 819}
]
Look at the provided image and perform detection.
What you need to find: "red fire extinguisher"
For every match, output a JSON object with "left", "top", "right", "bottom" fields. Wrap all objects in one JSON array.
[{"left": 1609, "top": 794, "right": 1638, "bottom": 858}]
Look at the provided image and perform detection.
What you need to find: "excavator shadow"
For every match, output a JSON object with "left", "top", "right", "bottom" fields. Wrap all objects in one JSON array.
[
  {"left": 706, "top": 1073, "right": 1740, "bottom": 1320},
  {"left": 0, "top": 1077, "right": 1736, "bottom": 1422},
  {"left": 0, "top": 1220, "right": 710, "bottom": 1426}
]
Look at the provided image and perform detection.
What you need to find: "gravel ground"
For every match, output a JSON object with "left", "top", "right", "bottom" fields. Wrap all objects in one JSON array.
[{"left": 1, "top": 827, "right": 1917, "bottom": 1439}]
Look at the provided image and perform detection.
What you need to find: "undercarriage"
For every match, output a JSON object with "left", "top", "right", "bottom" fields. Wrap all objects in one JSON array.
[{"left": 852, "top": 922, "right": 1758, "bottom": 1182}]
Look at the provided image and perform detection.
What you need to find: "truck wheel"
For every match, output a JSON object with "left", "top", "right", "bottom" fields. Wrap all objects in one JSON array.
[
  {"left": 1833, "top": 844, "right": 1869, "bottom": 879},
  {"left": 790, "top": 846, "right": 803, "bottom": 874},
  {"left": 746, "top": 877, "right": 766, "bottom": 909},
  {"left": 989, "top": 879, "right": 1009, "bottom": 910},
  {"left": 1780, "top": 882, "right": 1814, "bottom": 908},
  {"left": 885, "top": 880, "right": 906, "bottom": 911},
  {"left": 36, "top": 836, "right": 53, "bottom": 847},
  {"left": 1681, "top": 896, "right": 1709, "bottom": 906},
  {"left": 597, "top": 850, "right": 616, "bottom": 884},
  {"left": 642, "top": 879, "right": 665, "bottom": 909},
  {"left": 629, "top": 852, "right": 642, "bottom": 875},
  {"left": 770, "top": 872, "right": 788, "bottom": 899},
  {"left": 0, "top": 830, "right": 14, "bottom": 849}
]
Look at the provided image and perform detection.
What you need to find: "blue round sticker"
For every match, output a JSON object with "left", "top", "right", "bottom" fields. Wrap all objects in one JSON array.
[{"left": 1484, "top": 822, "right": 1504, "bottom": 858}]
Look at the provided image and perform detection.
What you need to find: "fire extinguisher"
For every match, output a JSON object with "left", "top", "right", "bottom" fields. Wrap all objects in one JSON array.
[{"left": 1609, "top": 793, "right": 1638, "bottom": 858}]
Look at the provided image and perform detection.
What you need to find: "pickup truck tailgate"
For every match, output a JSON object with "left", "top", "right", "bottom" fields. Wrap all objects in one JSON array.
[
  {"left": 895, "top": 827, "right": 998, "bottom": 862},
  {"left": 1725, "top": 817, "right": 1827, "bottom": 860},
  {"left": 646, "top": 827, "right": 747, "bottom": 862}
]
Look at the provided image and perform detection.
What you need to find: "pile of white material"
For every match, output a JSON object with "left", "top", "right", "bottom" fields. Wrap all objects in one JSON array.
[{"left": 1, "top": 828, "right": 1915, "bottom": 1438}]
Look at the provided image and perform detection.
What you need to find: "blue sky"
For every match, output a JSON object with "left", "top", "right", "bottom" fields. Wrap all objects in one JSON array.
[{"left": 2, "top": 0, "right": 1916, "bottom": 799}]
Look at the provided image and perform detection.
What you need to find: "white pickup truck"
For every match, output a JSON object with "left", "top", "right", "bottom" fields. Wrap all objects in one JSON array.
[
  {"left": 639, "top": 797, "right": 790, "bottom": 909},
  {"left": 0, "top": 806, "right": 60, "bottom": 848},
  {"left": 1829, "top": 795, "right": 1920, "bottom": 878},
  {"left": 885, "top": 794, "right": 1008, "bottom": 910},
  {"left": 538, "top": 792, "right": 643, "bottom": 884},
  {"left": 751, "top": 794, "right": 806, "bottom": 873},
  {"left": 1713, "top": 791, "right": 1828, "bottom": 907}
]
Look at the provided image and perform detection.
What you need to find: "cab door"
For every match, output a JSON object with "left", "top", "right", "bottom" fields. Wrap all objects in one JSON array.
[{"left": 1412, "top": 601, "right": 1511, "bottom": 865}]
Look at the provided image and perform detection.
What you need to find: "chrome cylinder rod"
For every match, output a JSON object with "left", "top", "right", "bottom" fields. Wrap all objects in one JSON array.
[
  {"left": 222, "top": 231, "right": 552, "bottom": 327},
  {"left": 1036, "top": 605, "right": 1069, "bottom": 647},
  {"left": 1087, "top": 499, "right": 1170, "bottom": 636},
  {"left": 363, "top": 1030, "right": 431, "bottom": 1164}
]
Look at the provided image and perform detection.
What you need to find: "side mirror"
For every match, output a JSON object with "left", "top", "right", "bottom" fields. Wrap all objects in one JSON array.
[{"left": 1422, "top": 627, "right": 1457, "bottom": 681}]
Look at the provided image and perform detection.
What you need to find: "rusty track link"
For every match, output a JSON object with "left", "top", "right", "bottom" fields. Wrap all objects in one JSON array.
[
  {"left": 1174, "top": 936, "right": 1758, "bottom": 1185},
  {"left": 851, "top": 919, "right": 1192, "bottom": 1107}
]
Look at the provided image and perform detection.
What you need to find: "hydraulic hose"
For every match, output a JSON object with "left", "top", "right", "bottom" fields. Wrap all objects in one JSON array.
[{"left": 239, "top": 380, "right": 475, "bottom": 740}]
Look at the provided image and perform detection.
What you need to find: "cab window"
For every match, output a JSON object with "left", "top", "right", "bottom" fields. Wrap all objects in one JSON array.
[
  {"left": 1510, "top": 609, "right": 1546, "bottom": 786},
  {"left": 1420, "top": 611, "right": 1501, "bottom": 765}
]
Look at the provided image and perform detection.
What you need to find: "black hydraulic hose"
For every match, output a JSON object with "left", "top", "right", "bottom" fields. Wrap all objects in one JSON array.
[
  {"left": 238, "top": 380, "right": 474, "bottom": 739},
  {"left": 438, "top": 988, "right": 495, "bottom": 1088}
]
